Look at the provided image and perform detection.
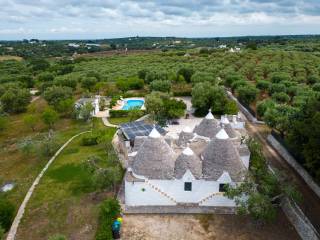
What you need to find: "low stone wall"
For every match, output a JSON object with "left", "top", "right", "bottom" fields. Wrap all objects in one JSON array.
[
  {"left": 112, "top": 131, "right": 128, "bottom": 168},
  {"left": 267, "top": 135, "right": 320, "bottom": 199},
  {"left": 124, "top": 205, "right": 235, "bottom": 214},
  {"left": 281, "top": 198, "right": 320, "bottom": 240}
]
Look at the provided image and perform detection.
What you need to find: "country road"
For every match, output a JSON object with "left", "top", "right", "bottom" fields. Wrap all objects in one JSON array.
[{"left": 245, "top": 121, "right": 320, "bottom": 233}]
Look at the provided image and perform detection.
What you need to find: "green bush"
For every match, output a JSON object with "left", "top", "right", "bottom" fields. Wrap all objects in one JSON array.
[
  {"left": 116, "top": 77, "right": 144, "bottom": 92},
  {"left": 81, "top": 135, "right": 98, "bottom": 146},
  {"left": 224, "top": 100, "right": 239, "bottom": 115},
  {"left": 237, "top": 85, "right": 259, "bottom": 105},
  {"left": 313, "top": 83, "right": 320, "bottom": 92},
  {"left": 256, "top": 99, "right": 276, "bottom": 118},
  {"left": 0, "top": 197, "right": 15, "bottom": 231},
  {"left": 272, "top": 92, "right": 290, "bottom": 103},
  {"left": 109, "top": 110, "right": 145, "bottom": 118},
  {"left": 225, "top": 74, "right": 244, "bottom": 87},
  {"left": 269, "top": 83, "right": 287, "bottom": 94},
  {"left": 95, "top": 198, "right": 120, "bottom": 240},
  {"left": 270, "top": 72, "right": 291, "bottom": 83},
  {"left": 256, "top": 80, "right": 270, "bottom": 91},
  {"left": 231, "top": 80, "right": 248, "bottom": 91},
  {"left": 150, "top": 80, "right": 171, "bottom": 92}
]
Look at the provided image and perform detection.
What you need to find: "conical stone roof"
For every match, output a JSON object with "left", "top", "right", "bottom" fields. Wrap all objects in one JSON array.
[
  {"left": 175, "top": 147, "right": 202, "bottom": 179},
  {"left": 202, "top": 129, "right": 246, "bottom": 181},
  {"left": 194, "top": 111, "right": 221, "bottom": 138},
  {"left": 224, "top": 124, "right": 238, "bottom": 139},
  {"left": 131, "top": 128, "right": 176, "bottom": 179},
  {"left": 177, "top": 127, "right": 194, "bottom": 146}
]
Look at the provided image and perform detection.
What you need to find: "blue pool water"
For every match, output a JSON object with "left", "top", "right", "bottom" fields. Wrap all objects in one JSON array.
[{"left": 122, "top": 99, "right": 144, "bottom": 110}]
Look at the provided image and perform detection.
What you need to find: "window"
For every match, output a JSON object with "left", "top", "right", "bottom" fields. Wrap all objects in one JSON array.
[
  {"left": 184, "top": 182, "right": 192, "bottom": 191},
  {"left": 219, "top": 183, "right": 227, "bottom": 192}
]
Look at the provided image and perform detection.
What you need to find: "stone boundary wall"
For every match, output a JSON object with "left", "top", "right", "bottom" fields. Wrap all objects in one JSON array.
[
  {"left": 267, "top": 135, "right": 320, "bottom": 199},
  {"left": 112, "top": 130, "right": 128, "bottom": 169},
  {"left": 124, "top": 205, "right": 235, "bottom": 214},
  {"left": 281, "top": 198, "right": 320, "bottom": 240},
  {"left": 226, "top": 90, "right": 265, "bottom": 125}
]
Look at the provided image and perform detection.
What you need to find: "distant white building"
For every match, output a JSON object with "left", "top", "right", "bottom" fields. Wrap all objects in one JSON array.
[
  {"left": 124, "top": 111, "right": 250, "bottom": 211},
  {"left": 219, "top": 44, "right": 227, "bottom": 49},
  {"left": 85, "top": 43, "right": 101, "bottom": 47},
  {"left": 229, "top": 47, "right": 241, "bottom": 53},
  {"left": 68, "top": 43, "right": 80, "bottom": 48}
]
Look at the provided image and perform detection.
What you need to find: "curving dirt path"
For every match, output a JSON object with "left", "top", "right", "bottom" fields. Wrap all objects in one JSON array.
[{"left": 6, "top": 131, "right": 91, "bottom": 240}]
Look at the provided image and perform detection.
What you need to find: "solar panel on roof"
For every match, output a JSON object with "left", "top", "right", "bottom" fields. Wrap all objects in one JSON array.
[{"left": 120, "top": 121, "right": 166, "bottom": 140}]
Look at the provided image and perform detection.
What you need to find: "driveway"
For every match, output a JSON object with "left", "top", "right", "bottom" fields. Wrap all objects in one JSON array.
[{"left": 122, "top": 213, "right": 299, "bottom": 240}]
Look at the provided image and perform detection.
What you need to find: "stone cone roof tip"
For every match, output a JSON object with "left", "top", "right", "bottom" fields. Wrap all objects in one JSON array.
[
  {"left": 149, "top": 127, "right": 161, "bottom": 138},
  {"left": 216, "top": 129, "right": 229, "bottom": 140},
  {"left": 205, "top": 110, "right": 215, "bottom": 120},
  {"left": 182, "top": 147, "right": 194, "bottom": 156},
  {"left": 221, "top": 116, "right": 230, "bottom": 124}
]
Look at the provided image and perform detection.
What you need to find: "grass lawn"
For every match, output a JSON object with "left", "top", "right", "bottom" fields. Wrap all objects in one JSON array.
[
  {"left": 15, "top": 119, "right": 118, "bottom": 240},
  {"left": 108, "top": 117, "right": 132, "bottom": 125},
  {"left": 0, "top": 98, "right": 92, "bottom": 209}
]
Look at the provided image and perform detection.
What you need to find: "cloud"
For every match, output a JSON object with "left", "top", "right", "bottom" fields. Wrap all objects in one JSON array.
[{"left": 0, "top": 0, "right": 319, "bottom": 39}]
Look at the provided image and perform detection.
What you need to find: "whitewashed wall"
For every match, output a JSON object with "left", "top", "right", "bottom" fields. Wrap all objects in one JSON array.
[
  {"left": 125, "top": 170, "right": 236, "bottom": 207},
  {"left": 240, "top": 155, "right": 250, "bottom": 169}
]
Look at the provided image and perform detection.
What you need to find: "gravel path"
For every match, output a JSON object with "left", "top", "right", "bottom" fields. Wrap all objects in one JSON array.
[{"left": 6, "top": 131, "right": 91, "bottom": 240}]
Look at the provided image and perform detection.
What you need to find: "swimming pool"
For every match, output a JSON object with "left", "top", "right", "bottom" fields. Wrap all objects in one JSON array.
[{"left": 122, "top": 99, "right": 144, "bottom": 110}]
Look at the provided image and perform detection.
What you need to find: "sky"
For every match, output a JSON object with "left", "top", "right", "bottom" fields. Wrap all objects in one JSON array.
[{"left": 0, "top": 0, "right": 320, "bottom": 40}]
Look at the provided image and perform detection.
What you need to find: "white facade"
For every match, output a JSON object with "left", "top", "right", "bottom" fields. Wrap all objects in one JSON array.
[{"left": 125, "top": 169, "right": 236, "bottom": 207}]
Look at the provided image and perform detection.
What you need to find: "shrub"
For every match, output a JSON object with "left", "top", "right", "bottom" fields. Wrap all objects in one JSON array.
[
  {"left": 269, "top": 83, "right": 287, "bottom": 95},
  {"left": 38, "top": 134, "right": 59, "bottom": 157},
  {"left": 81, "top": 77, "right": 98, "bottom": 91},
  {"left": 0, "top": 88, "right": 31, "bottom": 113},
  {"left": 150, "top": 80, "right": 171, "bottom": 92},
  {"left": 177, "top": 67, "right": 194, "bottom": 83},
  {"left": 43, "top": 86, "right": 73, "bottom": 107},
  {"left": 256, "top": 99, "right": 276, "bottom": 118},
  {"left": 272, "top": 92, "right": 290, "bottom": 103},
  {"left": 224, "top": 100, "right": 238, "bottom": 115},
  {"left": 191, "top": 72, "right": 217, "bottom": 85},
  {"left": 307, "top": 75, "right": 320, "bottom": 85},
  {"left": 256, "top": 80, "right": 270, "bottom": 91},
  {"left": 237, "top": 85, "right": 259, "bottom": 105},
  {"left": 116, "top": 77, "right": 144, "bottom": 92},
  {"left": 287, "top": 85, "right": 298, "bottom": 96},
  {"left": 41, "top": 107, "right": 59, "bottom": 129},
  {"left": 225, "top": 74, "right": 244, "bottom": 87},
  {"left": 0, "top": 197, "right": 15, "bottom": 231},
  {"left": 231, "top": 80, "right": 248, "bottom": 91},
  {"left": 270, "top": 72, "right": 291, "bottom": 83},
  {"left": 95, "top": 198, "right": 120, "bottom": 240},
  {"left": 81, "top": 134, "right": 98, "bottom": 146},
  {"left": 138, "top": 69, "right": 149, "bottom": 80},
  {"left": 313, "top": 83, "right": 320, "bottom": 92}
]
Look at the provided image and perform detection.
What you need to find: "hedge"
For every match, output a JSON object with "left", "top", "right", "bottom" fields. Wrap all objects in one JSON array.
[
  {"left": 81, "top": 134, "right": 98, "bottom": 146},
  {"left": 95, "top": 198, "right": 120, "bottom": 240},
  {"left": 109, "top": 109, "right": 145, "bottom": 118}
]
